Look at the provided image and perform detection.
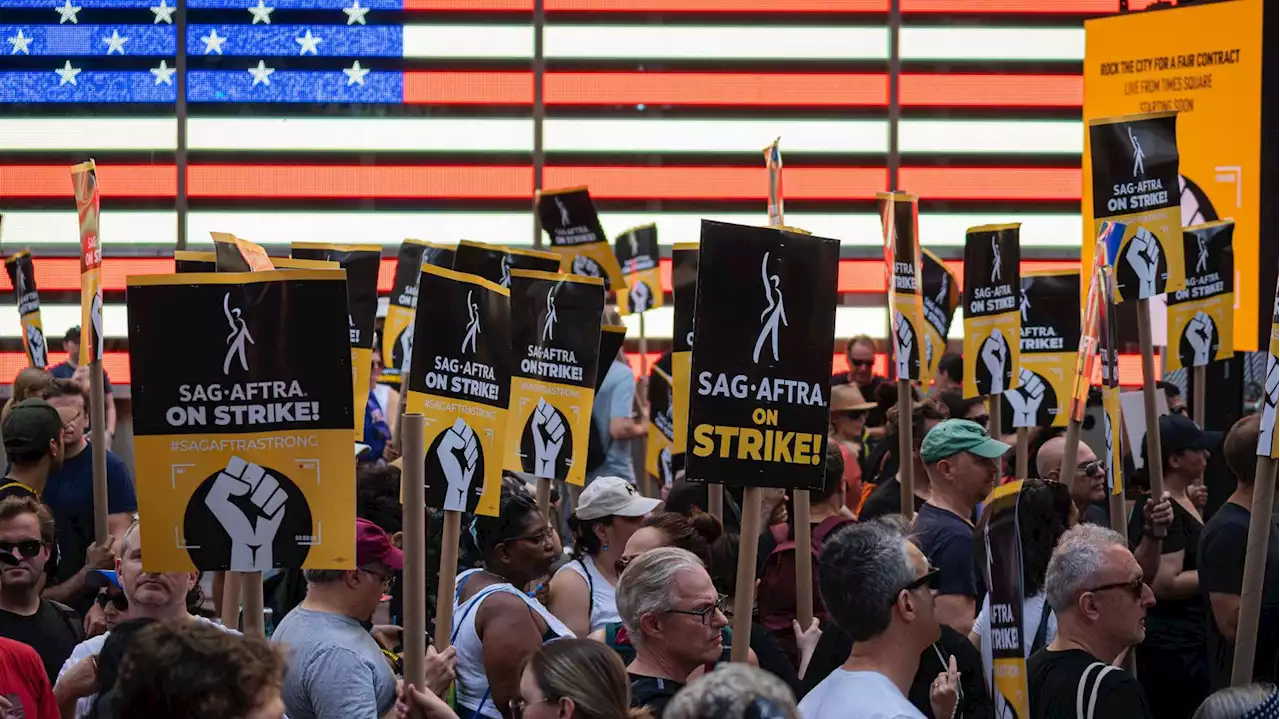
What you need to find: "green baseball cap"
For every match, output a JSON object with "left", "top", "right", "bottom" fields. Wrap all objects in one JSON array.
[
  {"left": 2, "top": 398, "right": 64, "bottom": 457},
  {"left": 920, "top": 419, "right": 1011, "bottom": 464}
]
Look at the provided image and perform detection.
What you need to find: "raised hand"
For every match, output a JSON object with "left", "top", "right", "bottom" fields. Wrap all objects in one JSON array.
[
  {"left": 1005, "top": 369, "right": 1045, "bottom": 427},
  {"left": 894, "top": 311, "right": 914, "bottom": 380},
  {"left": 980, "top": 329, "right": 1010, "bottom": 395},
  {"left": 1126, "top": 228, "right": 1161, "bottom": 297},
  {"left": 204, "top": 457, "right": 287, "bottom": 571},
  {"left": 437, "top": 418, "right": 479, "bottom": 512},
  {"left": 531, "top": 399, "right": 566, "bottom": 479},
  {"left": 1186, "top": 311, "right": 1214, "bottom": 366}
]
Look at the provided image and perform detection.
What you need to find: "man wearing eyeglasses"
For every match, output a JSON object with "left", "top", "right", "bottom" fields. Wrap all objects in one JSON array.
[
  {"left": 801, "top": 518, "right": 949, "bottom": 719},
  {"left": 0, "top": 496, "right": 83, "bottom": 684},
  {"left": 1027, "top": 524, "right": 1154, "bottom": 719},
  {"left": 617, "top": 547, "right": 729, "bottom": 718}
]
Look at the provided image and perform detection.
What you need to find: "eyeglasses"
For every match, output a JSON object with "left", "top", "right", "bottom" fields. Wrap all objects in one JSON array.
[
  {"left": 1085, "top": 578, "right": 1146, "bottom": 600},
  {"left": 96, "top": 590, "right": 128, "bottom": 611},
  {"left": 360, "top": 567, "right": 394, "bottom": 588},
  {"left": 665, "top": 594, "right": 730, "bottom": 626},
  {"left": 509, "top": 698, "right": 552, "bottom": 715},
  {"left": 1077, "top": 460, "right": 1104, "bottom": 477},
  {"left": 504, "top": 527, "right": 556, "bottom": 547},
  {"left": 0, "top": 540, "right": 44, "bottom": 565},
  {"left": 890, "top": 568, "right": 940, "bottom": 605},
  {"left": 849, "top": 359, "right": 874, "bottom": 368}
]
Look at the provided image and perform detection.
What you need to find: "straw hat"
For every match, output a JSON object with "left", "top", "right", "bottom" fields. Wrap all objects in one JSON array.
[{"left": 830, "top": 383, "right": 876, "bottom": 413}]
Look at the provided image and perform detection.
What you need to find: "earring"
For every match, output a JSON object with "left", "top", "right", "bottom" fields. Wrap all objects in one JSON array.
[{"left": 602, "top": 543, "right": 609, "bottom": 551}]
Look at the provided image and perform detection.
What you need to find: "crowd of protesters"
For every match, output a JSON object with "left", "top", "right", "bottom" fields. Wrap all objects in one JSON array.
[{"left": 0, "top": 329, "right": 1273, "bottom": 719}]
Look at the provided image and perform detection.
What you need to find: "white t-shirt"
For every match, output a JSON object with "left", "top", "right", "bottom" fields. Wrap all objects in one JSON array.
[
  {"left": 971, "top": 592, "right": 1057, "bottom": 693},
  {"left": 799, "top": 669, "right": 926, "bottom": 719},
  {"left": 58, "top": 615, "right": 237, "bottom": 719}
]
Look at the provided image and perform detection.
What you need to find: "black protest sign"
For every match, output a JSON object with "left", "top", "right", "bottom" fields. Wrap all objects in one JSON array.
[
  {"left": 1089, "top": 112, "right": 1184, "bottom": 301},
  {"left": 646, "top": 364, "right": 676, "bottom": 490},
  {"left": 597, "top": 325, "right": 627, "bottom": 392},
  {"left": 537, "top": 187, "right": 625, "bottom": 291},
  {"left": 405, "top": 265, "right": 511, "bottom": 516},
  {"left": 4, "top": 252, "right": 47, "bottom": 369},
  {"left": 982, "top": 481, "right": 1032, "bottom": 719},
  {"left": 382, "top": 240, "right": 454, "bottom": 384},
  {"left": 175, "top": 250, "right": 216, "bottom": 274},
  {"left": 686, "top": 221, "right": 839, "bottom": 490},
  {"left": 126, "top": 270, "right": 354, "bottom": 572},
  {"left": 671, "top": 243, "right": 698, "bottom": 454},
  {"left": 1167, "top": 221, "right": 1235, "bottom": 370},
  {"left": 615, "top": 224, "right": 663, "bottom": 315},
  {"left": 879, "top": 192, "right": 926, "bottom": 382},
  {"left": 920, "top": 249, "right": 959, "bottom": 383},
  {"left": 963, "top": 224, "right": 1022, "bottom": 399},
  {"left": 1000, "top": 271, "right": 1079, "bottom": 428},
  {"left": 504, "top": 270, "right": 605, "bottom": 485},
  {"left": 452, "top": 240, "right": 561, "bottom": 290}
]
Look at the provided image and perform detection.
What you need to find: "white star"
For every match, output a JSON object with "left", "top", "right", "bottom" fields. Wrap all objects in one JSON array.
[
  {"left": 342, "top": 0, "right": 368, "bottom": 25},
  {"left": 55, "top": 60, "right": 81, "bottom": 86},
  {"left": 201, "top": 28, "right": 227, "bottom": 54},
  {"left": 103, "top": 30, "right": 129, "bottom": 55},
  {"left": 149, "top": 0, "right": 175, "bottom": 23},
  {"left": 248, "top": 0, "right": 274, "bottom": 24},
  {"left": 294, "top": 29, "right": 322, "bottom": 55},
  {"left": 54, "top": 0, "right": 82, "bottom": 24},
  {"left": 150, "top": 59, "right": 176, "bottom": 85},
  {"left": 342, "top": 60, "right": 369, "bottom": 86},
  {"left": 7, "top": 29, "right": 33, "bottom": 55},
  {"left": 247, "top": 59, "right": 275, "bottom": 86}
]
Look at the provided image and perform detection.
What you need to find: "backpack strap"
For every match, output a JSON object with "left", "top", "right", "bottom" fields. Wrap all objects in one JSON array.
[
  {"left": 811, "top": 516, "right": 852, "bottom": 546},
  {"left": 45, "top": 600, "right": 82, "bottom": 641},
  {"left": 1029, "top": 604, "right": 1054, "bottom": 655},
  {"left": 576, "top": 558, "right": 594, "bottom": 628},
  {"left": 1075, "top": 662, "right": 1118, "bottom": 719}
]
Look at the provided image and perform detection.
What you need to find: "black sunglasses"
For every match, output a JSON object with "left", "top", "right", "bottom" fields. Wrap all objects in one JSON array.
[
  {"left": 1077, "top": 460, "right": 1104, "bottom": 477},
  {"left": 849, "top": 359, "right": 874, "bottom": 368},
  {"left": 835, "top": 409, "right": 867, "bottom": 421},
  {"left": 666, "top": 594, "right": 730, "bottom": 626},
  {"left": 1086, "top": 578, "right": 1146, "bottom": 600},
  {"left": 891, "top": 568, "right": 940, "bottom": 604},
  {"left": 0, "top": 540, "right": 44, "bottom": 565},
  {"left": 96, "top": 591, "right": 128, "bottom": 611}
]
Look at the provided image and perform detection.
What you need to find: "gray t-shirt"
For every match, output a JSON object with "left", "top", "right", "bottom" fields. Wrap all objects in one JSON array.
[
  {"left": 271, "top": 607, "right": 395, "bottom": 719},
  {"left": 588, "top": 360, "right": 636, "bottom": 482}
]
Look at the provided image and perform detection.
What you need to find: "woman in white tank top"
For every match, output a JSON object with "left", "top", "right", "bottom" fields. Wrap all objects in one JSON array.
[
  {"left": 453, "top": 486, "right": 572, "bottom": 719},
  {"left": 548, "top": 477, "right": 660, "bottom": 636}
]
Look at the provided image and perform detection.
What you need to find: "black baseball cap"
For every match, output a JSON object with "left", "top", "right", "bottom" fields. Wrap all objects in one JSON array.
[
  {"left": 64, "top": 326, "right": 80, "bottom": 344},
  {"left": 1141, "top": 413, "right": 1223, "bottom": 466},
  {"left": 2, "top": 399, "right": 64, "bottom": 456}
]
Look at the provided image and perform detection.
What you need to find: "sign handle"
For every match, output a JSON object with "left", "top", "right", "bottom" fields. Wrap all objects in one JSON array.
[
  {"left": 535, "top": 479, "right": 552, "bottom": 516},
  {"left": 89, "top": 361, "right": 109, "bottom": 544},
  {"left": 1137, "top": 299, "right": 1167, "bottom": 535},
  {"left": 1015, "top": 427, "right": 1029, "bottom": 481},
  {"left": 400, "top": 414, "right": 428, "bottom": 687},
  {"left": 1192, "top": 365, "right": 1206, "bottom": 428},
  {"left": 708, "top": 485, "right": 723, "bottom": 523},
  {"left": 897, "top": 379, "right": 915, "bottom": 521},
  {"left": 1058, "top": 419, "right": 1082, "bottom": 494},
  {"left": 1231, "top": 455, "right": 1278, "bottom": 685},
  {"left": 219, "top": 571, "right": 242, "bottom": 629},
  {"left": 793, "top": 490, "right": 814, "bottom": 629},
  {"left": 731, "top": 488, "right": 762, "bottom": 663},
  {"left": 241, "top": 572, "right": 265, "bottom": 637}
]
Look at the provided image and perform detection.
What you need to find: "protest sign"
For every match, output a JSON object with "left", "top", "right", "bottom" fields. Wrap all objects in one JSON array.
[
  {"left": 879, "top": 192, "right": 926, "bottom": 382},
  {"left": 982, "top": 481, "right": 1032, "bottom": 719},
  {"left": 646, "top": 364, "right": 676, "bottom": 492},
  {"left": 175, "top": 250, "right": 216, "bottom": 273},
  {"left": 4, "top": 252, "right": 47, "bottom": 368},
  {"left": 963, "top": 224, "right": 1022, "bottom": 399},
  {"left": 1167, "top": 221, "right": 1235, "bottom": 370},
  {"left": 1001, "top": 271, "right": 1080, "bottom": 428},
  {"left": 382, "top": 240, "right": 454, "bottom": 384},
  {"left": 536, "top": 187, "right": 625, "bottom": 291},
  {"left": 615, "top": 224, "right": 663, "bottom": 315},
  {"left": 671, "top": 243, "right": 698, "bottom": 455},
  {"left": 71, "top": 161, "right": 103, "bottom": 366},
  {"left": 920, "top": 249, "right": 959, "bottom": 383},
  {"left": 453, "top": 240, "right": 560, "bottom": 290}
]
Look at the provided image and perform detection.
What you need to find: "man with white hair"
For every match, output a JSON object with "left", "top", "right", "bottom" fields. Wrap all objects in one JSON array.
[
  {"left": 617, "top": 546, "right": 728, "bottom": 717},
  {"left": 800, "top": 518, "right": 947, "bottom": 719},
  {"left": 1027, "top": 524, "right": 1154, "bottom": 719}
]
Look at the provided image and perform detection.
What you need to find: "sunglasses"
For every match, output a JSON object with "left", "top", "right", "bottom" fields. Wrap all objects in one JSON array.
[
  {"left": 1077, "top": 460, "right": 1105, "bottom": 477},
  {"left": 96, "top": 591, "right": 128, "bottom": 611},
  {"left": 0, "top": 540, "right": 44, "bottom": 565},
  {"left": 849, "top": 359, "right": 874, "bottom": 368},
  {"left": 835, "top": 410, "right": 867, "bottom": 421},
  {"left": 665, "top": 594, "right": 730, "bottom": 626},
  {"left": 1085, "top": 578, "right": 1146, "bottom": 600},
  {"left": 890, "top": 568, "right": 940, "bottom": 605},
  {"left": 970, "top": 415, "right": 990, "bottom": 427}
]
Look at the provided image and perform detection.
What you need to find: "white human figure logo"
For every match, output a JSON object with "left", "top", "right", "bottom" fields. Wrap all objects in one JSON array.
[
  {"left": 555, "top": 197, "right": 571, "bottom": 226},
  {"left": 1196, "top": 235, "right": 1209, "bottom": 274},
  {"left": 628, "top": 232, "right": 640, "bottom": 261},
  {"left": 399, "top": 324, "right": 415, "bottom": 373},
  {"left": 222, "top": 292, "right": 254, "bottom": 375},
  {"left": 990, "top": 236, "right": 1002, "bottom": 284},
  {"left": 531, "top": 398, "right": 566, "bottom": 479},
  {"left": 1103, "top": 404, "right": 1116, "bottom": 492},
  {"left": 1020, "top": 287, "right": 1030, "bottom": 322},
  {"left": 542, "top": 286, "right": 557, "bottom": 342},
  {"left": 1129, "top": 125, "right": 1145, "bottom": 177},
  {"left": 500, "top": 254, "right": 511, "bottom": 288},
  {"left": 461, "top": 290, "right": 481, "bottom": 354},
  {"left": 752, "top": 252, "right": 788, "bottom": 364},
  {"left": 205, "top": 456, "right": 287, "bottom": 571},
  {"left": 935, "top": 273, "right": 948, "bottom": 306},
  {"left": 90, "top": 292, "right": 103, "bottom": 360},
  {"left": 437, "top": 418, "right": 479, "bottom": 512}
]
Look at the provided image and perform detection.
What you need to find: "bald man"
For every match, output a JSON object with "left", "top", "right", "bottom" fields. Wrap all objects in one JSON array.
[{"left": 1036, "top": 435, "right": 1171, "bottom": 584}]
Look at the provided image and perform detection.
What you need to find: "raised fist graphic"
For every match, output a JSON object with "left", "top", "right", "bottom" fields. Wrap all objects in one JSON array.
[
  {"left": 894, "top": 311, "right": 914, "bottom": 380},
  {"left": 630, "top": 281, "right": 652, "bottom": 314},
  {"left": 572, "top": 255, "right": 601, "bottom": 278},
  {"left": 205, "top": 457, "right": 287, "bottom": 571},
  {"left": 1004, "top": 369, "right": 1045, "bottom": 427},
  {"left": 980, "top": 328, "right": 1010, "bottom": 395},
  {"left": 25, "top": 324, "right": 46, "bottom": 368},
  {"left": 1126, "top": 228, "right": 1161, "bottom": 298},
  {"left": 531, "top": 399, "right": 566, "bottom": 480},
  {"left": 1259, "top": 353, "right": 1278, "bottom": 457},
  {"left": 1185, "top": 311, "right": 1214, "bottom": 366},
  {"left": 437, "top": 418, "right": 479, "bottom": 512}
]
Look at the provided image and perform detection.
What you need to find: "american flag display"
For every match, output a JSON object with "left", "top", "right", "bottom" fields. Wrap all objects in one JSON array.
[{"left": 0, "top": 0, "right": 1163, "bottom": 384}]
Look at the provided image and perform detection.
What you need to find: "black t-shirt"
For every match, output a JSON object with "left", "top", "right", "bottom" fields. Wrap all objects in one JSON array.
[
  {"left": 1126, "top": 496, "right": 1205, "bottom": 650},
  {"left": 858, "top": 477, "right": 926, "bottom": 522},
  {"left": 0, "top": 601, "right": 83, "bottom": 683},
  {"left": 800, "top": 624, "right": 990, "bottom": 718},
  {"left": 1027, "top": 648, "right": 1152, "bottom": 719},
  {"left": 0, "top": 481, "right": 37, "bottom": 503},
  {"left": 629, "top": 674, "right": 684, "bottom": 718},
  {"left": 1081, "top": 503, "right": 1110, "bottom": 528},
  {"left": 749, "top": 622, "right": 801, "bottom": 696},
  {"left": 915, "top": 503, "right": 978, "bottom": 599},
  {"left": 1198, "top": 501, "right": 1279, "bottom": 689}
]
